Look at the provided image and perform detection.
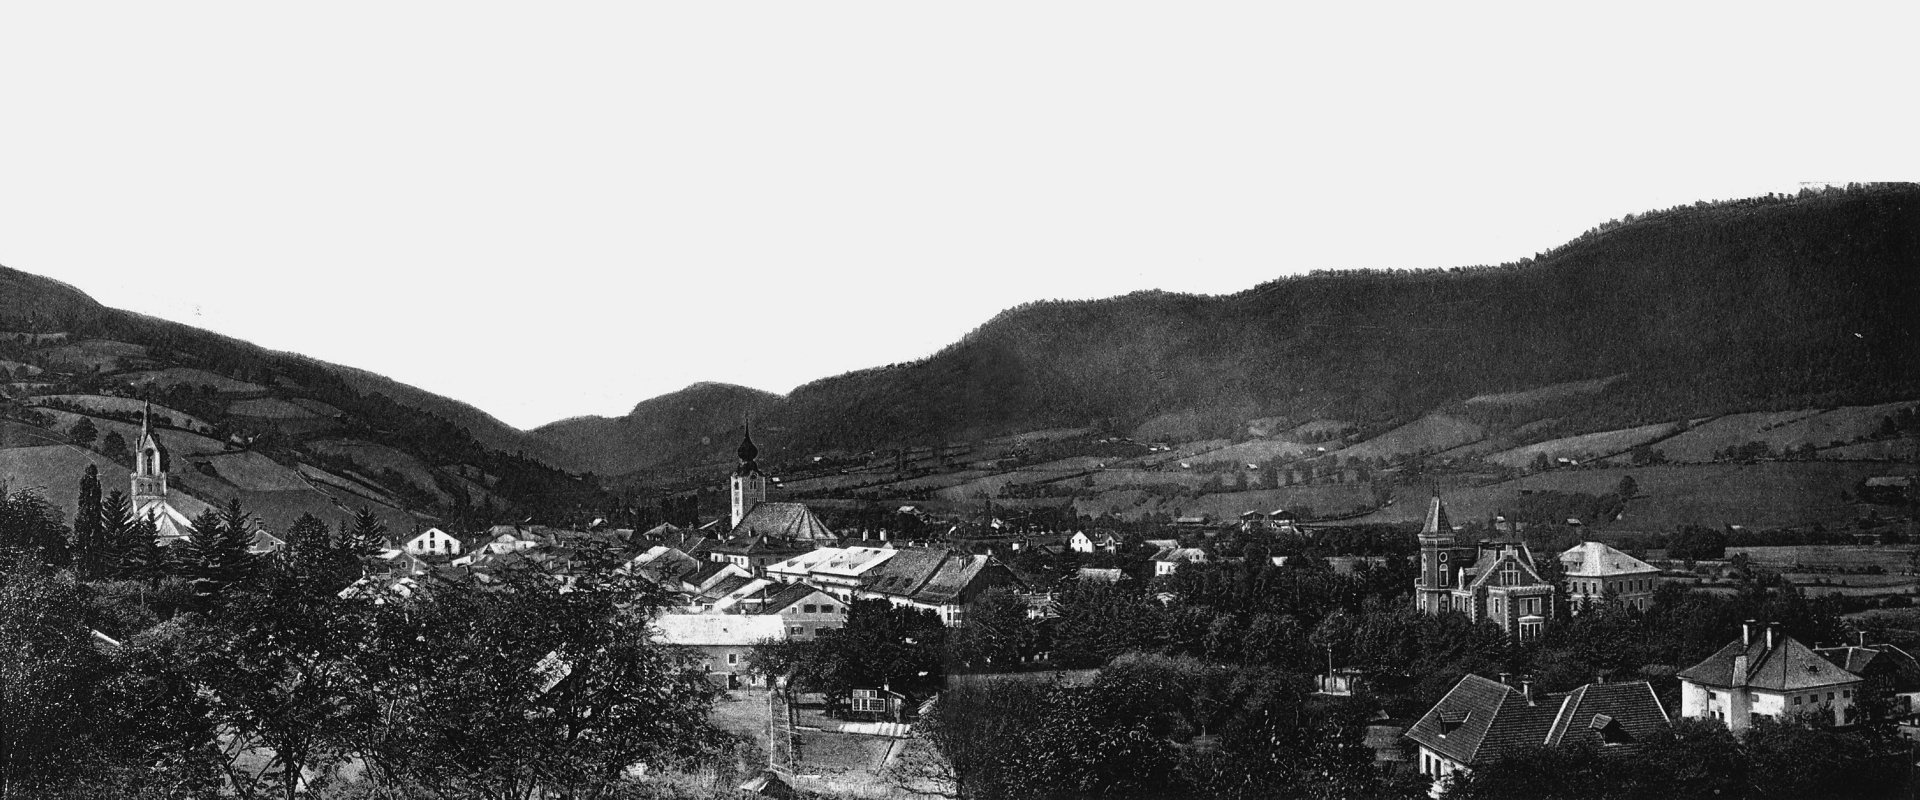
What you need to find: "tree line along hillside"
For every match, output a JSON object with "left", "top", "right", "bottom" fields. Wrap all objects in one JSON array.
[
  {"left": 0, "top": 274, "right": 607, "bottom": 526},
  {"left": 555, "top": 183, "right": 1917, "bottom": 477}
]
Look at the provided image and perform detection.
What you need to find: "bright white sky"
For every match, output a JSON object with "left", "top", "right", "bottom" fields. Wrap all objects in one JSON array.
[{"left": 0, "top": 4, "right": 1911, "bottom": 430}]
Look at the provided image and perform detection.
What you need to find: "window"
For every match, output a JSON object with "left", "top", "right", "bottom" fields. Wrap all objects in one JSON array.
[
  {"left": 1844, "top": 689, "right": 1853, "bottom": 698},
  {"left": 803, "top": 604, "right": 817, "bottom": 613},
  {"left": 791, "top": 626, "right": 803, "bottom": 636},
  {"left": 1749, "top": 693, "right": 1759, "bottom": 703},
  {"left": 824, "top": 605, "right": 836, "bottom": 613},
  {"left": 1827, "top": 692, "right": 1835, "bottom": 701},
  {"left": 727, "top": 653, "right": 737, "bottom": 665},
  {"left": 1793, "top": 696, "right": 1802, "bottom": 706}
]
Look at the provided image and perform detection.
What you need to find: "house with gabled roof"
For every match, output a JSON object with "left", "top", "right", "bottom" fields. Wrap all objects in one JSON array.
[
  {"left": 404, "top": 527, "right": 463, "bottom": 557},
  {"left": 1151, "top": 547, "right": 1208, "bottom": 577},
  {"left": 1813, "top": 639, "right": 1920, "bottom": 721},
  {"left": 1559, "top": 541, "right": 1660, "bottom": 611},
  {"left": 853, "top": 546, "right": 1023, "bottom": 626},
  {"left": 755, "top": 582, "right": 846, "bottom": 641},
  {"left": 1679, "top": 622, "right": 1863, "bottom": 730},
  {"left": 653, "top": 613, "right": 787, "bottom": 689},
  {"left": 1406, "top": 673, "right": 1669, "bottom": 796}
]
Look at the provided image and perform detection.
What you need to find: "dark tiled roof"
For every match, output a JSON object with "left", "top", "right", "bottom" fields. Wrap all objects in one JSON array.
[
  {"left": 760, "top": 582, "right": 835, "bottom": 614},
  {"left": 1405, "top": 674, "right": 1561, "bottom": 765},
  {"left": 916, "top": 556, "right": 990, "bottom": 606},
  {"left": 730, "top": 502, "right": 839, "bottom": 543},
  {"left": 1679, "top": 633, "right": 1861, "bottom": 691},
  {"left": 860, "top": 547, "right": 952, "bottom": 598},
  {"left": 1545, "top": 681, "right": 1669, "bottom": 751},
  {"left": 708, "top": 534, "right": 811, "bottom": 558}
]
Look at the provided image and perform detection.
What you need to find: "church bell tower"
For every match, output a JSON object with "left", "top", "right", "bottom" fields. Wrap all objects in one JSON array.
[
  {"left": 131, "top": 403, "right": 171, "bottom": 520},
  {"left": 730, "top": 426, "right": 767, "bottom": 529}
]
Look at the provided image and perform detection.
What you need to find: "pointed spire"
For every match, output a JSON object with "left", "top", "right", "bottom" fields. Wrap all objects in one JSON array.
[{"left": 1421, "top": 492, "right": 1452, "bottom": 537}]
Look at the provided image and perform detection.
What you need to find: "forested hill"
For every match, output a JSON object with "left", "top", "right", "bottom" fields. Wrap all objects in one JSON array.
[
  {"left": 536, "top": 183, "right": 1920, "bottom": 477},
  {"left": 0, "top": 273, "right": 604, "bottom": 530}
]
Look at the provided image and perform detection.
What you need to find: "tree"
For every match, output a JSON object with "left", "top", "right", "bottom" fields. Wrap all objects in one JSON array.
[
  {"left": 119, "top": 514, "right": 167, "bottom": 589},
  {"left": 176, "top": 500, "right": 261, "bottom": 602},
  {"left": 102, "top": 430, "right": 130, "bottom": 463},
  {"left": 948, "top": 588, "right": 1039, "bottom": 671},
  {"left": 0, "top": 487, "right": 71, "bottom": 570},
  {"left": 0, "top": 559, "right": 220, "bottom": 798},
  {"left": 69, "top": 416, "right": 98, "bottom": 446},
  {"left": 792, "top": 599, "right": 946, "bottom": 705},
  {"left": 277, "top": 512, "right": 355, "bottom": 596},
  {"left": 75, "top": 463, "right": 104, "bottom": 580},
  {"left": 98, "top": 489, "right": 133, "bottom": 577},
  {"left": 344, "top": 506, "right": 388, "bottom": 558},
  {"left": 1616, "top": 475, "right": 1638, "bottom": 499},
  {"left": 345, "top": 566, "right": 726, "bottom": 799}
]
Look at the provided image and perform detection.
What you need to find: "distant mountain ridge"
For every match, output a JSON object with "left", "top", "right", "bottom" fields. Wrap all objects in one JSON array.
[
  {"left": 530, "top": 184, "right": 1920, "bottom": 478},
  {"left": 529, "top": 382, "right": 779, "bottom": 477},
  {"left": 0, "top": 269, "right": 603, "bottom": 530}
]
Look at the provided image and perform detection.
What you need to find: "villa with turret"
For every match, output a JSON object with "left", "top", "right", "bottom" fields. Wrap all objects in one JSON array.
[{"left": 1413, "top": 494, "right": 1556, "bottom": 642}]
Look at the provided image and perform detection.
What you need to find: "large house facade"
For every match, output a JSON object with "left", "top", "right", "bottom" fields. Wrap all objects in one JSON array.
[{"left": 1678, "top": 622, "right": 1863, "bottom": 730}]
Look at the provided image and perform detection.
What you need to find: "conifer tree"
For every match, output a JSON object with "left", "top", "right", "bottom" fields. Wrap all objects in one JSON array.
[
  {"left": 121, "top": 514, "right": 165, "bottom": 588},
  {"left": 178, "top": 500, "right": 260, "bottom": 601},
  {"left": 345, "top": 507, "right": 388, "bottom": 559},
  {"left": 74, "top": 464, "right": 103, "bottom": 580},
  {"left": 97, "top": 490, "right": 131, "bottom": 577}
]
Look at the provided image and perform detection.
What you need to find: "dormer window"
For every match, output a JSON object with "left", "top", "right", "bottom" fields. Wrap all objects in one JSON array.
[
  {"left": 1438, "top": 710, "right": 1468, "bottom": 735},
  {"left": 1590, "top": 714, "right": 1632, "bottom": 745}
]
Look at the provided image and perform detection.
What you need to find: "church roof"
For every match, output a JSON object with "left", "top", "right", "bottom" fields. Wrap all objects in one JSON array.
[{"left": 728, "top": 502, "right": 838, "bottom": 543}]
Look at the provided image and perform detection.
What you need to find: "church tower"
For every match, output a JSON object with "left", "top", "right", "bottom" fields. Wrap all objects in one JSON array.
[
  {"left": 730, "top": 426, "right": 767, "bottom": 529},
  {"left": 131, "top": 403, "right": 171, "bottom": 522},
  {"left": 1414, "top": 493, "right": 1456, "bottom": 615}
]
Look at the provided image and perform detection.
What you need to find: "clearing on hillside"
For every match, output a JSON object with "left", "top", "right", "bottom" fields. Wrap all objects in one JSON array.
[
  {"left": 1487, "top": 422, "right": 1680, "bottom": 468},
  {"left": 1331, "top": 414, "right": 1484, "bottom": 462},
  {"left": 1460, "top": 375, "right": 1626, "bottom": 407}
]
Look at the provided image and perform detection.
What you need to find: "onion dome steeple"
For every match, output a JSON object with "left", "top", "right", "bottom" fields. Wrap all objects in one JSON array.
[{"left": 736, "top": 425, "right": 760, "bottom": 476}]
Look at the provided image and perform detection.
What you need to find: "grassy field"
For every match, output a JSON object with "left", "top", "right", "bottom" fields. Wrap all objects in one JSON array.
[
  {"left": 119, "top": 366, "right": 269, "bottom": 394},
  {"left": 31, "top": 394, "right": 215, "bottom": 432},
  {"left": 1730, "top": 546, "right": 1918, "bottom": 570},
  {"left": 306, "top": 438, "right": 457, "bottom": 506},
  {"left": 1338, "top": 462, "right": 1902, "bottom": 531},
  {"left": 1486, "top": 422, "right": 1679, "bottom": 468},
  {"left": 1652, "top": 411, "right": 1831, "bottom": 462},
  {"left": 1071, "top": 484, "right": 1374, "bottom": 521},
  {"left": 1331, "top": 414, "right": 1484, "bottom": 461},
  {"left": 1461, "top": 375, "right": 1624, "bottom": 407},
  {"left": 1181, "top": 438, "right": 1321, "bottom": 467}
]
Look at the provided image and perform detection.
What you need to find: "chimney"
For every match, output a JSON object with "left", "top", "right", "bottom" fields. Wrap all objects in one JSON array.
[
  {"left": 1860, "top": 630, "right": 1868, "bottom": 648},
  {"left": 1742, "top": 619, "right": 1755, "bottom": 647},
  {"left": 1499, "top": 672, "right": 1512, "bottom": 685},
  {"left": 1766, "top": 623, "right": 1776, "bottom": 651},
  {"left": 1522, "top": 679, "right": 1534, "bottom": 705},
  {"left": 1732, "top": 654, "right": 1749, "bottom": 687}
]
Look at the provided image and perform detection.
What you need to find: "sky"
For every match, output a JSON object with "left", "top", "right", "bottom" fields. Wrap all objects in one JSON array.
[{"left": 0, "top": 3, "right": 1912, "bottom": 430}]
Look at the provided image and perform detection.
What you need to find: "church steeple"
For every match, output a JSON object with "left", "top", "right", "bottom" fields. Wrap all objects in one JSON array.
[
  {"left": 729, "top": 424, "right": 767, "bottom": 529},
  {"left": 132, "top": 401, "right": 170, "bottom": 517},
  {"left": 736, "top": 424, "right": 760, "bottom": 476}
]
